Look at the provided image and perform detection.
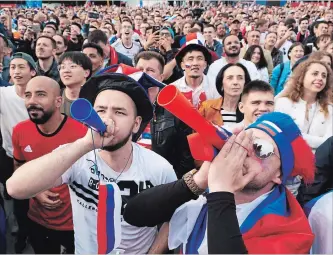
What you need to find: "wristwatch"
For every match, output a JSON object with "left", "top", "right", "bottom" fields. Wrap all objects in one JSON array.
[{"left": 183, "top": 169, "right": 205, "bottom": 196}]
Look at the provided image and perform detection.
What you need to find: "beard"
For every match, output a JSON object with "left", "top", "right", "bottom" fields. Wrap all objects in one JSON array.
[
  {"left": 225, "top": 47, "right": 240, "bottom": 58},
  {"left": 102, "top": 130, "right": 132, "bottom": 152},
  {"left": 37, "top": 54, "right": 52, "bottom": 61},
  {"left": 28, "top": 105, "right": 54, "bottom": 124},
  {"left": 241, "top": 181, "right": 267, "bottom": 193}
]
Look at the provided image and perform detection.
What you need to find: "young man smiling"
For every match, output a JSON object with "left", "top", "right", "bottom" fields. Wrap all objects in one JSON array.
[
  {"left": 58, "top": 51, "right": 92, "bottom": 117},
  {"left": 0, "top": 52, "right": 37, "bottom": 253}
]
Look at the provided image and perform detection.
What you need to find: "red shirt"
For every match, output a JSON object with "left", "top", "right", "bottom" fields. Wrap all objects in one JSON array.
[{"left": 12, "top": 116, "right": 87, "bottom": 231}]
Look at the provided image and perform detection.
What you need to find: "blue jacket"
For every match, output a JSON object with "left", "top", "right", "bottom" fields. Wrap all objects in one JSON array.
[
  {"left": 270, "top": 61, "right": 291, "bottom": 95},
  {"left": 206, "top": 40, "right": 222, "bottom": 58}
]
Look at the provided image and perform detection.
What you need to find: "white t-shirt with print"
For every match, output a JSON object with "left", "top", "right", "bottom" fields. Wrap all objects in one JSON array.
[
  {"left": 112, "top": 39, "right": 141, "bottom": 61},
  {"left": 279, "top": 40, "right": 292, "bottom": 63},
  {"left": 61, "top": 142, "right": 177, "bottom": 254}
]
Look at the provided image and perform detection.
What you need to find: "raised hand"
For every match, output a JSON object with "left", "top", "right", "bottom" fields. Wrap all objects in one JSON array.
[{"left": 208, "top": 130, "right": 260, "bottom": 193}]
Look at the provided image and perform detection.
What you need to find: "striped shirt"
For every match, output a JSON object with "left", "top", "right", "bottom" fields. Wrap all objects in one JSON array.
[{"left": 221, "top": 108, "right": 238, "bottom": 129}]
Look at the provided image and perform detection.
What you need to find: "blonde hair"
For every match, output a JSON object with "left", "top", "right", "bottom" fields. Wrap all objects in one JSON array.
[{"left": 280, "top": 60, "right": 333, "bottom": 117}]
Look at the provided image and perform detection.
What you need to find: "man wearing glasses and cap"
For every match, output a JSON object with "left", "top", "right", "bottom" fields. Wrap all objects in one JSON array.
[{"left": 7, "top": 73, "right": 177, "bottom": 254}]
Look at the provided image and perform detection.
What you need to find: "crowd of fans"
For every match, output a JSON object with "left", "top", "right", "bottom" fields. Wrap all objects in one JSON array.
[{"left": 0, "top": 1, "right": 333, "bottom": 254}]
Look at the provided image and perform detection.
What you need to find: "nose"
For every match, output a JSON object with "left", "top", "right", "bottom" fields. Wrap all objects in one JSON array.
[
  {"left": 232, "top": 77, "right": 239, "bottom": 85},
  {"left": 26, "top": 94, "right": 38, "bottom": 105},
  {"left": 13, "top": 67, "right": 21, "bottom": 75},
  {"left": 258, "top": 103, "right": 269, "bottom": 112}
]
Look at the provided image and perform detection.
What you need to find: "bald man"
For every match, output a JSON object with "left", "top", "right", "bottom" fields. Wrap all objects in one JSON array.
[{"left": 11, "top": 76, "right": 87, "bottom": 254}]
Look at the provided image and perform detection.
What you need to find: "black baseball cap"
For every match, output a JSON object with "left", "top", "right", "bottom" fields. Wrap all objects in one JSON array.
[{"left": 79, "top": 73, "right": 153, "bottom": 123}]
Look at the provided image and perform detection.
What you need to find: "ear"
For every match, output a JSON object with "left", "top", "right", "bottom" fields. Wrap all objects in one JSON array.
[
  {"left": 55, "top": 95, "right": 63, "bottom": 108},
  {"left": 180, "top": 61, "right": 185, "bottom": 71},
  {"left": 272, "top": 169, "right": 282, "bottom": 185},
  {"left": 159, "top": 73, "right": 164, "bottom": 82},
  {"left": 30, "top": 70, "right": 37, "bottom": 77},
  {"left": 238, "top": 101, "right": 244, "bottom": 114},
  {"left": 132, "top": 116, "right": 142, "bottom": 134},
  {"left": 84, "top": 69, "right": 90, "bottom": 78}
]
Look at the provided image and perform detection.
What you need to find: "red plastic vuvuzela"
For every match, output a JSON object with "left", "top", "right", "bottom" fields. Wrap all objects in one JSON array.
[{"left": 157, "top": 85, "right": 231, "bottom": 160}]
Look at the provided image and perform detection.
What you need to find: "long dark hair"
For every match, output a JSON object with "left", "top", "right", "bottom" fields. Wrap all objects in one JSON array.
[
  {"left": 215, "top": 63, "right": 252, "bottom": 122},
  {"left": 243, "top": 45, "right": 268, "bottom": 69}
]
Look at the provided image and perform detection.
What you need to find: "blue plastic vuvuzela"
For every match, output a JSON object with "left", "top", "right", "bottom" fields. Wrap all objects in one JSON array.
[{"left": 70, "top": 98, "right": 107, "bottom": 134}]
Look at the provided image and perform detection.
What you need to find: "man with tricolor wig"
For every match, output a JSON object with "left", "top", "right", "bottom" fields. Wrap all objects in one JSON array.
[{"left": 124, "top": 112, "right": 315, "bottom": 253}]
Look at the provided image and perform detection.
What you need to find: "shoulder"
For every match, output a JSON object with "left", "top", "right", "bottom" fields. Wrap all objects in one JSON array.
[
  {"left": 134, "top": 143, "right": 176, "bottom": 179},
  {"left": 111, "top": 39, "right": 121, "bottom": 47},
  {"left": 201, "top": 97, "right": 222, "bottom": 108},
  {"left": 275, "top": 96, "right": 292, "bottom": 103},
  {"left": 214, "top": 39, "right": 222, "bottom": 46},
  {"left": 210, "top": 58, "right": 224, "bottom": 68},
  {"left": 275, "top": 97, "right": 294, "bottom": 108},
  {"left": 0, "top": 85, "right": 14, "bottom": 93},
  {"left": 172, "top": 76, "right": 184, "bottom": 86},
  {"left": 135, "top": 143, "right": 172, "bottom": 167},
  {"left": 65, "top": 117, "right": 88, "bottom": 133},
  {"left": 13, "top": 120, "right": 34, "bottom": 133},
  {"left": 241, "top": 59, "right": 257, "bottom": 69},
  {"left": 133, "top": 40, "right": 141, "bottom": 47}
]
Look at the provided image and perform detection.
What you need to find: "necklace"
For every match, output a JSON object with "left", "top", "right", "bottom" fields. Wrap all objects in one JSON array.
[
  {"left": 113, "top": 145, "right": 133, "bottom": 182},
  {"left": 90, "top": 129, "right": 134, "bottom": 183}
]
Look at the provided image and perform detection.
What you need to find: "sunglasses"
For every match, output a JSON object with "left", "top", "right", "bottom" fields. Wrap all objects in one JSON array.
[{"left": 252, "top": 138, "right": 279, "bottom": 160}]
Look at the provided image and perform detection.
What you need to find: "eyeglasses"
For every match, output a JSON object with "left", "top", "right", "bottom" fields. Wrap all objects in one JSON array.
[
  {"left": 252, "top": 138, "right": 279, "bottom": 160},
  {"left": 58, "top": 64, "right": 81, "bottom": 71}
]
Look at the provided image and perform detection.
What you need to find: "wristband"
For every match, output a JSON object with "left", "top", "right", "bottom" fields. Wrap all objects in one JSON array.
[{"left": 183, "top": 169, "right": 205, "bottom": 196}]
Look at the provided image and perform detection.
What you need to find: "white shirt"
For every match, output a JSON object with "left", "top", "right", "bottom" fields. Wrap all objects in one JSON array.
[
  {"left": 308, "top": 192, "right": 333, "bottom": 254},
  {"left": 168, "top": 190, "right": 271, "bottom": 253},
  {"left": 0, "top": 86, "right": 29, "bottom": 157},
  {"left": 275, "top": 97, "right": 333, "bottom": 151},
  {"left": 207, "top": 58, "right": 261, "bottom": 99},
  {"left": 258, "top": 67, "right": 269, "bottom": 83},
  {"left": 61, "top": 143, "right": 177, "bottom": 254},
  {"left": 279, "top": 40, "right": 292, "bottom": 63},
  {"left": 172, "top": 75, "right": 216, "bottom": 108},
  {"left": 112, "top": 39, "right": 141, "bottom": 61},
  {"left": 260, "top": 32, "right": 267, "bottom": 45}
]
